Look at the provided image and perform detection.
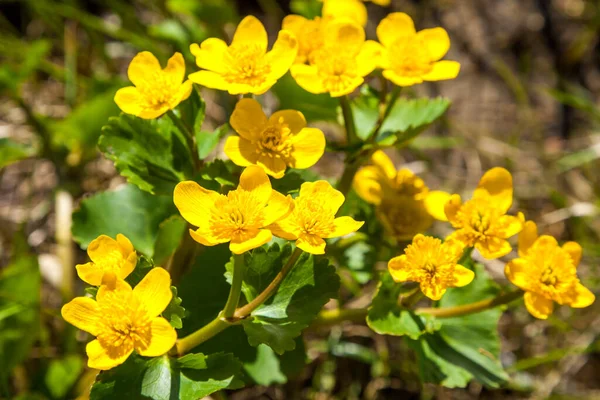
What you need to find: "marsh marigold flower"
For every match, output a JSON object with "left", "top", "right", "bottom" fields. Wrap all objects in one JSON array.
[
  {"left": 75, "top": 234, "right": 137, "bottom": 286},
  {"left": 375, "top": 13, "right": 460, "bottom": 87},
  {"left": 436, "top": 167, "right": 524, "bottom": 259},
  {"left": 505, "top": 221, "right": 595, "bottom": 319},
  {"left": 290, "top": 19, "right": 381, "bottom": 97},
  {"left": 388, "top": 234, "right": 473, "bottom": 300},
  {"left": 61, "top": 268, "right": 177, "bottom": 370},
  {"left": 174, "top": 166, "right": 293, "bottom": 254},
  {"left": 282, "top": 15, "right": 326, "bottom": 64},
  {"left": 188, "top": 16, "right": 298, "bottom": 95},
  {"left": 268, "top": 181, "right": 363, "bottom": 254},
  {"left": 321, "top": 0, "right": 367, "bottom": 26},
  {"left": 224, "top": 99, "right": 325, "bottom": 178},
  {"left": 114, "top": 52, "right": 192, "bottom": 119}
]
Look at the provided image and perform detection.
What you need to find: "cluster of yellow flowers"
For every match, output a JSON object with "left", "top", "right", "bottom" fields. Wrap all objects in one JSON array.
[{"left": 62, "top": 235, "right": 177, "bottom": 370}]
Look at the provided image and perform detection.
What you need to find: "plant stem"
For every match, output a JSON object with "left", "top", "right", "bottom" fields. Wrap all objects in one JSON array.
[
  {"left": 415, "top": 290, "right": 523, "bottom": 318},
  {"left": 234, "top": 247, "right": 303, "bottom": 318},
  {"left": 175, "top": 317, "right": 230, "bottom": 356},
  {"left": 339, "top": 95, "right": 358, "bottom": 145},
  {"left": 336, "top": 158, "right": 362, "bottom": 197},
  {"left": 167, "top": 109, "right": 194, "bottom": 143},
  {"left": 223, "top": 253, "right": 245, "bottom": 319},
  {"left": 369, "top": 86, "right": 401, "bottom": 143},
  {"left": 311, "top": 307, "right": 368, "bottom": 328}
]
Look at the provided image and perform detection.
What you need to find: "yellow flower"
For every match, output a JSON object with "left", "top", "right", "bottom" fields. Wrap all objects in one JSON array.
[
  {"left": 376, "top": 198, "right": 434, "bottom": 241},
  {"left": 188, "top": 16, "right": 298, "bottom": 95},
  {"left": 321, "top": 0, "right": 367, "bottom": 26},
  {"left": 224, "top": 99, "right": 325, "bottom": 179},
  {"left": 505, "top": 221, "right": 595, "bottom": 319},
  {"left": 61, "top": 268, "right": 177, "bottom": 370},
  {"left": 376, "top": 13, "right": 460, "bottom": 87},
  {"left": 438, "top": 168, "right": 524, "bottom": 259},
  {"left": 174, "top": 166, "right": 293, "bottom": 254},
  {"left": 388, "top": 234, "right": 473, "bottom": 300},
  {"left": 268, "top": 181, "right": 364, "bottom": 254},
  {"left": 114, "top": 52, "right": 192, "bottom": 119},
  {"left": 353, "top": 150, "right": 451, "bottom": 220},
  {"left": 290, "top": 19, "right": 381, "bottom": 97},
  {"left": 75, "top": 234, "right": 137, "bottom": 286},
  {"left": 282, "top": 15, "right": 326, "bottom": 64}
]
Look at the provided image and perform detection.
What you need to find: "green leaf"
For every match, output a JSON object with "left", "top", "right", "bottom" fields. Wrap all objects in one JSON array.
[
  {"left": 367, "top": 272, "right": 438, "bottom": 339},
  {"left": 270, "top": 171, "right": 306, "bottom": 195},
  {"left": 163, "top": 287, "right": 185, "bottom": 329},
  {"left": 90, "top": 353, "right": 243, "bottom": 400},
  {"left": 125, "top": 256, "right": 154, "bottom": 287},
  {"left": 177, "top": 87, "right": 206, "bottom": 134},
  {"left": 0, "top": 39, "right": 51, "bottom": 92},
  {"left": 195, "top": 159, "right": 239, "bottom": 190},
  {"left": 289, "top": 0, "right": 322, "bottom": 18},
  {"left": 229, "top": 244, "right": 340, "bottom": 354},
  {"left": 378, "top": 97, "right": 450, "bottom": 146},
  {"left": 153, "top": 215, "right": 187, "bottom": 266},
  {"left": 196, "top": 124, "right": 229, "bottom": 159},
  {"left": 351, "top": 87, "right": 380, "bottom": 140},
  {"left": 71, "top": 184, "right": 177, "bottom": 257},
  {"left": 407, "top": 263, "right": 508, "bottom": 388},
  {"left": 0, "top": 138, "right": 37, "bottom": 169},
  {"left": 99, "top": 113, "right": 193, "bottom": 195},
  {"left": 0, "top": 236, "right": 41, "bottom": 377},
  {"left": 45, "top": 355, "right": 83, "bottom": 399},
  {"left": 271, "top": 73, "right": 338, "bottom": 122}
]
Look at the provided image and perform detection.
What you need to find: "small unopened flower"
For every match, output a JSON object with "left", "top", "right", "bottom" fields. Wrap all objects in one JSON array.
[
  {"left": 224, "top": 99, "right": 325, "bottom": 178},
  {"left": 321, "top": 0, "right": 367, "bottom": 26},
  {"left": 290, "top": 19, "right": 381, "bottom": 97},
  {"left": 376, "top": 198, "right": 434, "bottom": 241},
  {"left": 61, "top": 268, "right": 177, "bottom": 370},
  {"left": 268, "top": 181, "right": 364, "bottom": 254},
  {"left": 388, "top": 234, "right": 473, "bottom": 300},
  {"left": 76, "top": 234, "right": 137, "bottom": 286},
  {"left": 505, "top": 221, "right": 595, "bottom": 319},
  {"left": 438, "top": 167, "right": 524, "bottom": 259},
  {"left": 376, "top": 13, "right": 460, "bottom": 87},
  {"left": 114, "top": 52, "right": 192, "bottom": 119},
  {"left": 174, "top": 166, "right": 293, "bottom": 254},
  {"left": 188, "top": 16, "right": 298, "bottom": 95}
]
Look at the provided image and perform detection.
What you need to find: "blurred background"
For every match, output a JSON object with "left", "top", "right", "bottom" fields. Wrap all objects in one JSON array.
[{"left": 1, "top": 0, "right": 600, "bottom": 399}]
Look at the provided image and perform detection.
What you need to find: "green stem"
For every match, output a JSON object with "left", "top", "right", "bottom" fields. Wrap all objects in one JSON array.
[
  {"left": 336, "top": 158, "right": 362, "bottom": 197},
  {"left": 339, "top": 95, "right": 358, "bottom": 145},
  {"left": 175, "top": 317, "right": 230, "bottom": 356},
  {"left": 234, "top": 248, "right": 303, "bottom": 318},
  {"left": 166, "top": 110, "right": 200, "bottom": 170},
  {"left": 415, "top": 290, "right": 523, "bottom": 319},
  {"left": 311, "top": 307, "right": 368, "bottom": 328},
  {"left": 368, "top": 86, "right": 401, "bottom": 143},
  {"left": 223, "top": 254, "right": 245, "bottom": 319},
  {"left": 398, "top": 287, "right": 422, "bottom": 308}
]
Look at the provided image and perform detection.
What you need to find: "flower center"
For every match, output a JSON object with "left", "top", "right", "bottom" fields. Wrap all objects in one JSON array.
[
  {"left": 255, "top": 123, "right": 293, "bottom": 159},
  {"left": 294, "top": 198, "right": 335, "bottom": 237},
  {"left": 209, "top": 190, "right": 266, "bottom": 240},
  {"left": 138, "top": 72, "right": 173, "bottom": 108},
  {"left": 224, "top": 44, "right": 270, "bottom": 87},
  {"left": 540, "top": 266, "right": 558, "bottom": 286},
  {"left": 388, "top": 36, "right": 434, "bottom": 77},
  {"left": 313, "top": 50, "right": 359, "bottom": 93}
]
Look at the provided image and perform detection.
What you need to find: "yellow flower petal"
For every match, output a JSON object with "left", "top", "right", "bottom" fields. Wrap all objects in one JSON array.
[
  {"left": 324, "top": 19, "right": 365, "bottom": 51},
  {"left": 163, "top": 52, "right": 186, "bottom": 84},
  {"left": 330, "top": 76, "right": 364, "bottom": 97},
  {"left": 322, "top": 0, "right": 367, "bottom": 26},
  {"left": 371, "top": 150, "right": 396, "bottom": 181},
  {"left": 188, "top": 70, "right": 231, "bottom": 91},
  {"left": 424, "top": 190, "right": 451, "bottom": 221},
  {"left": 518, "top": 220, "right": 538, "bottom": 257},
  {"left": 444, "top": 194, "right": 463, "bottom": 225},
  {"left": 376, "top": 12, "right": 415, "bottom": 47},
  {"left": 296, "top": 233, "right": 326, "bottom": 254},
  {"left": 224, "top": 136, "right": 258, "bottom": 168},
  {"left": 189, "top": 228, "right": 229, "bottom": 247},
  {"left": 86, "top": 339, "right": 133, "bottom": 371},
  {"left": 524, "top": 292, "right": 553, "bottom": 320},
  {"left": 96, "top": 278, "right": 132, "bottom": 303},
  {"left": 269, "top": 109, "right": 306, "bottom": 134},
  {"left": 230, "top": 98, "right": 269, "bottom": 141},
  {"left": 496, "top": 214, "right": 524, "bottom": 239},
  {"left": 356, "top": 40, "right": 384, "bottom": 77},
  {"left": 382, "top": 70, "right": 423, "bottom": 87},
  {"left": 452, "top": 265, "right": 475, "bottom": 287},
  {"left": 504, "top": 258, "right": 532, "bottom": 291},
  {"left": 230, "top": 229, "right": 272, "bottom": 254},
  {"left": 231, "top": 15, "right": 268, "bottom": 52},
  {"left": 173, "top": 181, "right": 221, "bottom": 228},
  {"left": 75, "top": 262, "right": 104, "bottom": 286},
  {"left": 388, "top": 255, "right": 410, "bottom": 282},
  {"left": 417, "top": 28, "right": 450, "bottom": 61},
  {"left": 299, "top": 181, "right": 345, "bottom": 214},
  {"left": 421, "top": 283, "right": 446, "bottom": 301},
  {"left": 173, "top": 80, "right": 193, "bottom": 108},
  {"left": 268, "top": 217, "right": 301, "bottom": 240},
  {"left": 569, "top": 283, "right": 595, "bottom": 308},
  {"left": 353, "top": 166, "right": 383, "bottom": 205},
  {"left": 474, "top": 167, "right": 513, "bottom": 213},
  {"left": 288, "top": 128, "right": 326, "bottom": 169},
  {"left": 116, "top": 234, "right": 134, "bottom": 254},
  {"left": 265, "top": 30, "right": 298, "bottom": 80},
  {"left": 87, "top": 236, "right": 120, "bottom": 265},
  {"left": 61, "top": 297, "right": 101, "bottom": 335},
  {"left": 190, "top": 38, "right": 228, "bottom": 73},
  {"left": 114, "top": 87, "right": 144, "bottom": 116},
  {"left": 263, "top": 191, "right": 294, "bottom": 226},
  {"left": 132, "top": 268, "right": 173, "bottom": 317},
  {"left": 475, "top": 237, "right": 512, "bottom": 259},
  {"left": 421, "top": 60, "right": 461, "bottom": 82},
  {"left": 239, "top": 165, "right": 273, "bottom": 205},
  {"left": 127, "top": 51, "right": 161, "bottom": 87},
  {"left": 290, "top": 64, "right": 326, "bottom": 94},
  {"left": 136, "top": 317, "right": 177, "bottom": 357},
  {"left": 257, "top": 155, "right": 287, "bottom": 178},
  {"left": 562, "top": 241, "right": 582, "bottom": 267},
  {"left": 324, "top": 217, "right": 364, "bottom": 239}
]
